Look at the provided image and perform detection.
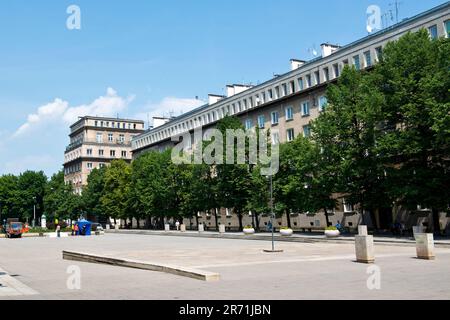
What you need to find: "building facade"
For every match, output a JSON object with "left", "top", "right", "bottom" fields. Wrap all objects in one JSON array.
[
  {"left": 64, "top": 116, "right": 145, "bottom": 194},
  {"left": 128, "top": 3, "right": 450, "bottom": 231}
]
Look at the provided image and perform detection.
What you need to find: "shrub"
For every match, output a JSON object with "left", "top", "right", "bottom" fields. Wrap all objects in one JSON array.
[{"left": 326, "top": 226, "right": 338, "bottom": 231}]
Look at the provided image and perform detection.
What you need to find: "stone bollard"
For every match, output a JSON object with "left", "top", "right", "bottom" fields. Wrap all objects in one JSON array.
[
  {"left": 180, "top": 224, "right": 186, "bottom": 232},
  {"left": 219, "top": 224, "right": 226, "bottom": 234},
  {"left": 165, "top": 224, "right": 170, "bottom": 232},
  {"left": 198, "top": 224, "right": 205, "bottom": 233},
  {"left": 358, "top": 225, "right": 368, "bottom": 236},
  {"left": 416, "top": 233, "right": 435, "bottom": 260},
  {"left": 106, "top": 224, "right": 110, "bottom": 230},
  {"left": 115, "top": 224, "right": 120, "bottom": 230},
  {"left": 413, "top": 226, "right": 426, "bottom": 240},
  {"left": 355, "top": 235, "right": 375, "bottom": 264}
]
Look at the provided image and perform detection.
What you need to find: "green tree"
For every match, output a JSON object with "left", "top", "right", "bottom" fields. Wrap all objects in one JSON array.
[
  {"left": 312, "top": 65, "right": 388, "bottom": 228},
  {"left": 374, "top": 31, "right": 450, "bottom": 233},
  {"left": 16, "top": 171, "right": 47, "bottom": 222},
  {"left": 81, "top": 166, "right": 107, "bottom": 221},
  {"left": 44, "top": 171, "right": 82, "bottom": 220},
  {"left": 101, "top": 160, "right": 132, "bottom": 223},
  {"left": 215, "top": 116, "right": 252, "bottom": 231}
]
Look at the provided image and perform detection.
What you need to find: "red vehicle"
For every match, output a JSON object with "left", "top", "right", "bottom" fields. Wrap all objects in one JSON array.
[{"left": 5, "top": 221, "right": 24, "bottom": 238}]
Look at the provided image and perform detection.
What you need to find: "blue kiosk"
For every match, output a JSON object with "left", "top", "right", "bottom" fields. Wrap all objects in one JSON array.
[{"left": 76, "top": 219, "right": 92, "bottom": 236}]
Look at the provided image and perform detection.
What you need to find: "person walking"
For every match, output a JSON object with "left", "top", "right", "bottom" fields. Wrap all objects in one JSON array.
[
  {"left": 56, "top": 224, "right": 61, "bottom": 238},
  {"left": 71, "top": 223, "right": 75, "bottom": 236},
  {"left": 74, "top": 223, "right": 79, "bottom": 236}
]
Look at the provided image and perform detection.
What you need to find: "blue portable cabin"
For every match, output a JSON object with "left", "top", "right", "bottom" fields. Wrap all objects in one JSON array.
[{"left": 76, "top": 219, "right": 92, "bottom": 236}]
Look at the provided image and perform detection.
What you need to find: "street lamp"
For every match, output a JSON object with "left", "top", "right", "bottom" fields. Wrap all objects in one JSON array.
[{"left": 32, "top": 196, "right": 36, "bottom": 227}]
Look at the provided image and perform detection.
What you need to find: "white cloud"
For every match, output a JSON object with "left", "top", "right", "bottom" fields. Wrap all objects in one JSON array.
[
  {"left": 13, "top": 87, "right": 134, "bottom": 137},
  {"left": 135, "top": 97, "right": 205, "bottom": 124}
]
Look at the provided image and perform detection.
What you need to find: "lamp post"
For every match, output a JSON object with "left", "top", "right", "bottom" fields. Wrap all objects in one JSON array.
[
  {"left": 264, "top": 170, "right": 283, "bottom": 253},
  {"left": 32, "top": 196, "right": 36, "bottom": 227}
]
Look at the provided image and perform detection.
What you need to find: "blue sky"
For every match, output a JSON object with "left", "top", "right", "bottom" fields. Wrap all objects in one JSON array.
[{"left": 0, "top": 0, "right": 446, "bottom": 176}]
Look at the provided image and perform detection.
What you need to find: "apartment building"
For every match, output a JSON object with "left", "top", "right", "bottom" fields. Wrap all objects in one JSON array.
[
  {"left": 128, "top": 3, "right": 450, "bottom": 231},
  {"left": 64, "top": 116, "right": 145, "bottom": 194}
]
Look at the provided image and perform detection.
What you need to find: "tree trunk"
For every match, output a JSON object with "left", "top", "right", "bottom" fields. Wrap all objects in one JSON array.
[
  {"left": 238, "top": 212, "right": 243, "bottom": 231},
  {"left": 324, "top": 208, "right": 330, "bottom": 227},
  {"left": 136, "top": 218, "right": 140, "bottom": 229},
  {"left": 255, "top": 212, "right": 260, "bottom": 232},
  {"left": 285, "top": 210, "right": 292, "bottom": 229},
  {"left": 432, "top": 208, "right": 441, "bottom": 236},
  {"left": 213, "top": 209, "right": 219, "bottom": 231},
  {"left": 195, "top": 215, "right": 199, "bottom": 229}
]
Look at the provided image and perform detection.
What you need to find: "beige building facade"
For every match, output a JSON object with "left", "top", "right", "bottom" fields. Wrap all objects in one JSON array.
[
  {"left": 127, "top": 3, "right": 450, "bottom": 232},
  {"left": 64, "top": 116, "right": 145, "bottom": 194}
]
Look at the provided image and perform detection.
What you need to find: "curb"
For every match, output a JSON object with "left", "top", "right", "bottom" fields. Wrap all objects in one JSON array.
[
  {"left": 105, "top": 230, "right": 450, "bottom": 248},
  {"left": 62, "top": 250, "right": 220, "bottom": 282}
]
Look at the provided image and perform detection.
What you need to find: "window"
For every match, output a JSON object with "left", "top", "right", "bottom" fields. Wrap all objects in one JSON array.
[
  {"left": 275, "top": 86, "right": 280, "bottom": 99},
  {"left": 99, "top": 149, "right": 104, "bottom": 156},
  {"left": 428, "top": 25, "right": 438, "bottom": 39},
  {"left": 99, "top": 163, "right": 106, "bottom": 168},
  {"left": 87, "top": 163, "right": 93, "bottom": 170},
  {"left": 301, "top": 102, "right": 310, "bottom": 116},
  {"left": 343, "top": 59, "right": 349, "bottom": 66},
  {"left": 303, "top": 125, "right": 311, "bottom": 138},
  {"left": 268, "top": 89, "right": 273, "bottom": 100},
  {"left": 323, "top": 68, "right": 330, "bottom": 82},
  {"left": 306, "top": 74, "right": 312, "bottom": 87},
  {"left": 333, "top": 64, "right": 340, "bottom": 78},
  {"left": 290, "top": 81, "right": 295, "bottom": 94},
  {"left": 298, "top": 78, "right": 304, "bottom": 90},
  {"left": 319, "top": 96, "right": 328, "bottom": 112},
  {"left": 119, "top": 134, "right": 125, "bottom": 143},
  {"left": 353, "top": 55, "right": 361, "bottom": 70},
  {"left": 261, "top": 92, "right": 266, "bottom": 104},
  {"left": 314, "top": 71, "right": 320, "bottom": 85},
  {"left": 375, "top": 47, "right": 383, "bottom": 61},
  {"left": 108, "top": 133, "right": 113, "bottom": 142},
  {"left": 87, "top": 149, "right": 92, "bottom": 156},
  {"left": 110, "top": 150, "right": 116, "bottom": 157},
  {"left": 282, "top": 83, "right": 288, "bottom": 96},
  {"left": 271, "top": 112, "right": 279, "bottom": 125},
  {"left": 364, "top": 51, "right": 372, "bottom": 67},
  {"left": 245, "top": 119, "right": 253, "bottom": 130},
  {"left": 446, "top": 20, "right": 450, "bottom": 38},
  {"left": 343, "top": 200, "right": 354, "bottom": 213},
  {"left": 96, "top": 133, "right": 103, "bottom": 143},
  {"left": 287, "top": 129, "right": 295, "bottom": 142},
  {"left": 285, "top": 107, "right": 294, "bottom": 121},
  {"left": 95, "top": 121, "right": 98, "bottom": 127},
  {"left": 272, "top": 132, "right": 280, "bottom": 145},
  {"left": 257, "top": 115, "right": 265, "bottom": 129},
  {"left": 121, "top": 151, "right": 127, "bottom": 158}
]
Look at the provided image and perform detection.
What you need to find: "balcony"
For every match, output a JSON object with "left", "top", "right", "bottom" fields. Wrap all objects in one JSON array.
[{"left": 65, "top": 138, "right": 132, "bottom": 153}]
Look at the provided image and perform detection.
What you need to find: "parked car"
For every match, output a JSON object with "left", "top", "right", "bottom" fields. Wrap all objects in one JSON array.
[
  {"left": 91, "top": 223, "right": 104, "bottom": 232},
  {"left": 5, "top": 222, "right": 24, "bottom": 238}
]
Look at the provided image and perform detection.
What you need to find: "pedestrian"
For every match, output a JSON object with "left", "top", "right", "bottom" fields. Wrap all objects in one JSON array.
[
  {"left": 56, "top": 224, "right": 61, "bottom": 238},
  {"left": 175, "top": 220, "right": 180, "bottom": 231},
  {"left": 74, "top": 223, "right": 79, "bottom": 236},
  {"left": 71, "top": 223, "right": 75, "bottom": 236}
]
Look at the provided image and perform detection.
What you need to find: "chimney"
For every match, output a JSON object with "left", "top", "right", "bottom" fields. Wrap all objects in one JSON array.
[
  {"left": 290, "top": 59, "right": 306, "bottom": 71},
  {"left": 208, "top": 94, "right": 225, "bottom": 105},
  {"left": 226, "top": 84, "right": 253, "bottom": 97},
  {"left": 321, "top": 43, "right": 340, "bottom": 58}
]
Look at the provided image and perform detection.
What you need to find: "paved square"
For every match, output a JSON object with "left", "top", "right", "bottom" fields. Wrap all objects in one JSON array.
[{"left": 0, "top": 234, "right": 449, "bottom": 300}]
